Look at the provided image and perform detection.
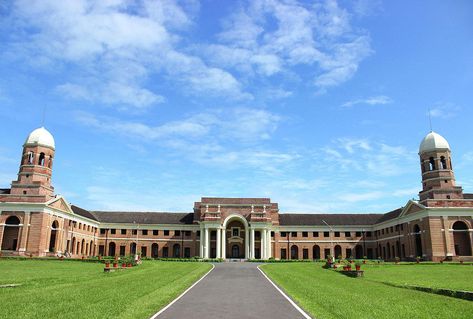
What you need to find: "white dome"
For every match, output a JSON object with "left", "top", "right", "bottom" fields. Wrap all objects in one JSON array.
[
  {"left": 419, "top": 131, "right": 450, "bottom": 154},
  {"left": 24, "top": 127, "right": 55, "bottom": 149}
]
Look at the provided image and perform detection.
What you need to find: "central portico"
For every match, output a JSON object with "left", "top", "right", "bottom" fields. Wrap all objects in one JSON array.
[{"left": 195, "top": 197, "right": 279, "bottom": 260}]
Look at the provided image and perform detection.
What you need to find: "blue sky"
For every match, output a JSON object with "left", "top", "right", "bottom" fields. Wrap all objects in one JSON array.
[{"left": 0, "top": 0, "right": 472, "bottom": 213}]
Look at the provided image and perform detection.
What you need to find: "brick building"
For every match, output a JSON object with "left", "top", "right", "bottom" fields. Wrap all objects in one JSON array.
[{"left": 0, "top": 128, "right": 472, "bottom": 261}]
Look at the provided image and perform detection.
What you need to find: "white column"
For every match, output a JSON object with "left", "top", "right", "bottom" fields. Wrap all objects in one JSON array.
[
  {"left": 216, "top": 227, "right": 221, "bottom": 259},
  {"left": 199, "top": 227, "right": 204, "bottom": 258},
  {"left": 245, "top": 227, "right": 249, "bottom": 259},
  {"left": 261, "top": 229, "right": 265, "bottom": 260},
  {"left": 250, "top": 228, "right": 255, "bottom": 260},
  {"left": 267, "top": 230, "right": 271, "bottom": 259},
  {"left": 204, "top": 227, "right": 210, "bottom": 259},
  {"left": 221, "top": 228, "right": 226, "bottom": 259}
]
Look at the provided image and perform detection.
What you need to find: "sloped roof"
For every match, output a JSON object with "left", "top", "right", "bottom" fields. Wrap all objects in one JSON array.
[
  {"left": 90, "top": 211, "right": 194, "bottom": 224},
  {"left": 71, "top": 205, "right": 98, "bottom": 221},
  {"left": 279, "top": 213, "right": 382, "bottom": 226},
  {"left": 0, "top": 188, "right": 11, "bottom": 194},
  {"left": 464, "top": 193, "right": 473, "bottom": 199}
]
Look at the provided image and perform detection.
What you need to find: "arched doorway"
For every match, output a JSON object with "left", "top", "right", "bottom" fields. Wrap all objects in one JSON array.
[
  {"left": 232, "top": 245, "right": 240, "bottom": 258},
  {"left": 71, "top": 237, "right": 76, "bottom": 254},
  {"left": 1, "top": 216, "right": 20, "bottom": 251},
  {"left": 108, "top": 242, "right": 116, "bottom": 257},
  {"left": 49, "top": 221, "right": 59, "bottom": 252},
  {"left": 173, "top": 244, "right": 181, "bottom": 258},
  {"left": 355, "top": 244, "right": 363, "bottom": 259},
  {"left": 414, "top": 224, "right": 423, "bottom": 257},
  {"left": 313, "top": 245, "right": 320, "bottom": 260},
  {"left": 151, "top": 243, "right": 159, "bottom": 258},
  {"left": 223, "top": 215, "right": 248, "bottom": 259},
  {"left": 290, "top": 245, "right": 299, "bottom": 259},
  {"left": 130, "top": 242, "right": 136, "bottom": 255},
  {"left": 386, "top": 243, "right": 391, "bottom": 259},
  {"left": 334, "top": 245, "right": 342, "bottom": 258},
  {"left": 453, "top": 221, "right": 472, "bottom": 256}
]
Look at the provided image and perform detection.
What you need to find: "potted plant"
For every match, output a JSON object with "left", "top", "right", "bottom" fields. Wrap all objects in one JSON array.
[
  {"left": 346, "top": 262, "right": 352, "bottom": 271},
  {"left": 113, "top": 260, "right": 119, "bottom": 268},
  {"left": 105, "top": 260, "right": 110, "bottom": 268},
  {"left": 363, "top": 256, "right": 367, "bottom": 264},
  {"left": 355, "top": 261, "right": 362, "bottom": 271}
]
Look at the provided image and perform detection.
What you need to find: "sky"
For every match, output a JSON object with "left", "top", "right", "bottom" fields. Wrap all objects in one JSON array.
[{"left": 0, "top": 0, "right": 472, "bottom": 213}]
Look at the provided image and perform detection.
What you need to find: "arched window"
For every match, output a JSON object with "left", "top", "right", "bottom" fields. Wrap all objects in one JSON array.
[
  {"left": 48, "top": 156, "right": 53, "bottom": 168},
  {"left": 151, "top": 243, "right": 159, "bottom": 258},
  {"left": 440, "top": 156, "right": 447, "bottom": 169},
  {"left": 173, "top": 244, "right": 181, "bottom": 258},
  {"left": 38, "top": 153, "right": 45, "bottom": 166},
  {"left": 49, "top": 221, "right": 59, "bottom": 253},
  {"left": 290, "top": 245, "right": 299, "bottom": 260},
  {"left": 1, "top": 216, "right": 21, "bottom": 251},
  {"left": 27, "top": 152, "right": 34, "bottom": 164},
  {"left": 429, "top": 157, "right": 436, "bottom": 171},
  {"left": 414, "top": 224, "right": 423, "bottom": 257},
  {"left": 334, "top": 245, "right": 342, "bottom": 259},
  {"left": 452, "top": 221, "right": 472, "bottom": 256},
  {"left": 109, "top": 242, "right": 116, "bottom": 257},
  {"left": 313, "top": 245, "right": 320, "bottom": 260}
]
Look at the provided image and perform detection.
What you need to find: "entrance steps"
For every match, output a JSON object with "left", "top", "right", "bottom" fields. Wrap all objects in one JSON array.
[{"left": 225, "top": 258, "right": 247, "bottom": 262}]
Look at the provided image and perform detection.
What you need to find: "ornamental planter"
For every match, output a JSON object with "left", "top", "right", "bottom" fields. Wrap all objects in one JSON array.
[
  {"left": 105, "top": 261, "right": 110, "bottom": 268},
  {"left": 113, "top": 262, "right": 118, "bottom": 268},
  {"left": 122, "top": 263, "right": 127, "bottom": 268},
  {"left": 355, "top": 265, "right": 361, "bottom": 271},
  {"left": 127, "top": 263, "right": 133, "bottom": 267}
]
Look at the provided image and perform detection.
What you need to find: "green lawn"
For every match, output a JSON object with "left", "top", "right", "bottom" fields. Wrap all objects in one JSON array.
[
  {"left": 0, "top": 259, "right": 212, "bottom": 319},
  {"left": 362, "top": 263, "right": 473, "bottom": 291},
  {"left": 261, "top": 262, "right": 473, "bottom": 319}
]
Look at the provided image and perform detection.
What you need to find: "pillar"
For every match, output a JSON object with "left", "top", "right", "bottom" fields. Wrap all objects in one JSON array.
[
  {"left": 250, "top": 228, "right": 255, "bottom": 259},
  {"left": 199, "top": 226, "right": 204, "bottom": 258},
  {"left": 204, "top": 227, "right": 210, "bottom": 259},
  {"left": 19, "top": 212, "right": 31, "bottom": 253},
  {"left": 245, "top": 227, "right": 249, "bottom": 259},
  {"left": 262, "top": 229, "right": 266, "bottom": 260},
  {"left": 267, "top": 229, "right": 271, "bottom": 259},
  {"left": 216, "top": 227, "right": 221, "bottom": 259},
  {"left": 221, "top": 228, "right": 226, "bottom": 259}
]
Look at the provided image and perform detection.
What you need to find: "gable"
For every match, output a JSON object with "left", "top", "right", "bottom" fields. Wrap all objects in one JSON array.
[
  {"left": 47, "top": 196, "right": 73, "bottom": 214},
  {"left": 400, "top": 200, "right": 425, "bottom": 217}
]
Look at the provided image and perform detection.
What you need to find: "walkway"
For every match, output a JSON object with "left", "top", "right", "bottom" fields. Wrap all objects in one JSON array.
[{"left": 156, "top": 262, "right": 309, "bottom": 319}]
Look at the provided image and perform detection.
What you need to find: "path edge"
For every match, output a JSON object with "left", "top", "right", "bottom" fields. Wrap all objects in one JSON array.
[
  {"left": 257, "top": 265, "right": 313, "bottom": 319},
  {"left": 150, "top": 263, "right": 216, "bottom": 319}
]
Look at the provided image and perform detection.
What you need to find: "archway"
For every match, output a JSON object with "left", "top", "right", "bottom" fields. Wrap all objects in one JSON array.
[
  {"left": 71, "top": 237, "right": 76, "bottom": 254},
  {"left": 414, "top": 224, "right": 423, "bottom": 257},
  {"left": 290, "top": 245, "right": 299, "bottom": 260},
  {"left": 173, "top": 243, "right": 181, "bottom": 258},
  {"left": 49, "top": 221, "right": 59, "bottom": 252},
  {"left": 355, "top": 244, "right": 363, "bottom": 259},
  {"left": 108, "top": 242, "right": 116, "bottom": 257},
  {"left": 313, "top": 245, "right": 320, "bottom": 260},
  {"left": 334, "top": 245, "right": 342, "bottom": 258},
  {"left": 1, "top": 216, "right": 20, "bottom": 251},
  {"left": 453, "top": 221, "right": 472, "bottom": 256},
  {"left": 130, "top": 242, "right": 137, "bottom": 255},
  {"left": 151, "top": 243, "right": 159, "bottom": 258},
  {"left": 223, "top": 214, "right": 248, "bottom": 259}
]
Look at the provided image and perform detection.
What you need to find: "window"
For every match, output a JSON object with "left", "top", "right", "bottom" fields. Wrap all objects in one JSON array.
[
  {"left": 400, "top": 224, "right": 404, "bottom": 231},
  {"left": 381, "top": 229, "right": 384, "bottom": 235},
  {"left": 38, "top": 153, "right": 45, "bottom": 166},
  {"left": 390, "top": 227, "right": 394, "bottom": 233},
  {"left": 132, "top": 229, "right": 137, "bottom": 235},
  {"left": 110, "top": 229, "right": 116, "bottom": 235},
  {"left": 27, "top": 152, "right": 34, "bottom": 164},
  {"left": 356, "top": 231, "right": 362, "bottom": 237},
  {"left": 280, "top": 232, "right": 287, "bottom": 237},
  {"left": 302, "top": 232, "right": 308, "bottom": 238},
  {"left": 232, "top": 228, "right": 239, "bottom": 237},
  {"left": 366, "top": 231, "right": 372, "bottom": 237},
  {"left": 175, "top": 230, "right": 181, "bottom": 236},
  {"left": 48, "top": 156, "right": 53, "bottom": 168},
  {"left": 121, "top": 229, "right": 127, "bottom": 235},
  {"left": 291, "top": 232, "right": 297, "bottom": 237},
  {"left": 185, "top": 231, "right": 191, "bottom": 237},
  {"left": 440, "top": 156, "right": 447, "bottom": 169},
  {"left": 313, "top": 232, "right": 319, "bottom": 237},
  {"left": 345, "top": 232, "right": 351, "bottom": 237},
  {"left": 162, "top": 247, "right": 169, "bottom": 257},
  {"left": 429, "top": 157, "right": 436, "bottom": 170},
  {"left": 334, "top": 232, "right": 340, "bottom": 237},
  {"left": 98, "top": 245, "right": 105, "bottom": 256},
  {"left": 119, "top": 246, "right": 126, "bottom": 256},
  {"left": 164, "top": 230, "right": 169, "bottom": 236},
  {"left": 142, "top": 230, "right": 148, "bottom": 236},
  {"left": 271, "top": 231, "right": 275, "bottom": 237},
  {"left": 197, "top": 231, "right": 200, "bottom": 238},
  {"left": 100, "top": 229, "right": 106, "bottom": 235},
  {"left": 141, "top": 246, "right": 147, "bottom": 257},
  {"left": 184, "top": 247, "right": 191, "bottom": 258},
  {"left": 153, "top": 230, "right": 159, "bottom": 236},
  {"left": 324, "top": 231, "right": 329, "bottom": 238}
]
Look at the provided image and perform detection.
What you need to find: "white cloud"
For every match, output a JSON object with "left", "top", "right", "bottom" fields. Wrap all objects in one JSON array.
[
  {"left": 429, "top": 102, "right": 461, "bottom": 119},
  {"left": 341, "top": 95, "right": 393, "bottom": 108}
]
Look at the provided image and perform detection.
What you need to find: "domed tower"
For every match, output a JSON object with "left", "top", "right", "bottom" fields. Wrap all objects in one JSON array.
[
  {"left": 10, "top": 127, "right": 56, "bottom": 202},
  {"left": 418, "top": 131, "right": 463, "bottom": 205}
]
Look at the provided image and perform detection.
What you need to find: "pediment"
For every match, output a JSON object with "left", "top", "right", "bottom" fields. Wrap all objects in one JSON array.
[
  {"left": 400, "top": 200, "right": 425, "bottom": 217},
  {"left": 46, "top": 196, "right": 73, "bottom": 214}
]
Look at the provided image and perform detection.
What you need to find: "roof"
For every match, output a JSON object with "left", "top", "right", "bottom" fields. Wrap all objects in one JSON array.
[
  {"left": 375, "top": 207, "right": 403, "bottom": 223},
  {"left": 419, "top": 131, "right": 450, "bottom": 154},
  {"left": 279, "top": 213, "right": 382, "bottom": 226},
  {"left": 25, "top": 127, "right": 55, "bottom": 149},
  {"left": 71, "top": 205, "right": 98, "bottom": 221},
  {"left": 0, "top": 188, "right": 11, "bottom": 195},
  {"left": 464, "top": 194, "right": 473, "bottom": 200},
  {"left": 90, "top": 211, "right": 194, "bottom": 224},
  {"left": 199, "top": 197, "right": 271, "bottom": 205}
]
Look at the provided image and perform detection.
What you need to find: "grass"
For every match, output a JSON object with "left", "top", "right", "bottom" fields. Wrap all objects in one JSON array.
[
  {"left": 261, "top": 262, "right": 473, "bottom": 319},
  {"left": 0, "top": 259, "right": 212, "bottom": 319},
  {"left": 362, "top": 262, "right": 473, "bottom": 291}
]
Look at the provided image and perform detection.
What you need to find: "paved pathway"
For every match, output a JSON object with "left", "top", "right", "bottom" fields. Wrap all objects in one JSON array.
[{"left": 157, "top": 262, "right": 309, "bottom": 319}]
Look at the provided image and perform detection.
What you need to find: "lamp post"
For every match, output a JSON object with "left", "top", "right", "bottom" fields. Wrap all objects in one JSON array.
[{"left": 322, "top": 219, "right": 334, "bottom": 259}]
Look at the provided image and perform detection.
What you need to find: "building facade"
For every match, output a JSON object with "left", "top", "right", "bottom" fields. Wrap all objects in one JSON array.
[{"left": 0, "top": 128, "right": 472, "bottom": 262}]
